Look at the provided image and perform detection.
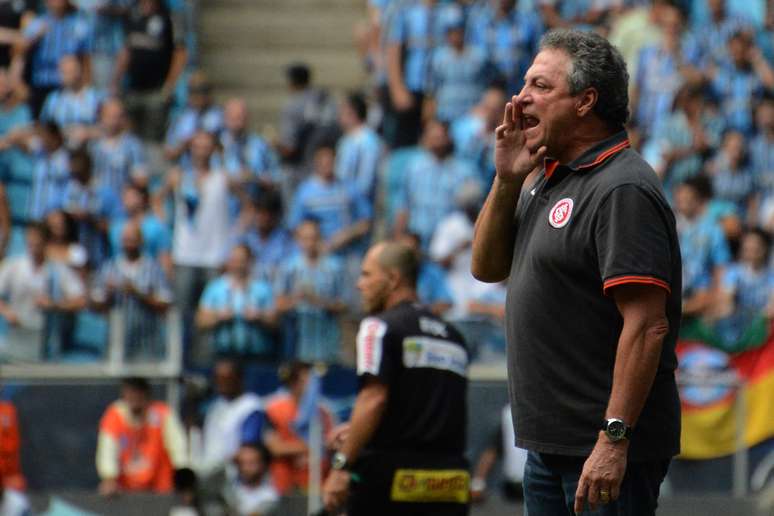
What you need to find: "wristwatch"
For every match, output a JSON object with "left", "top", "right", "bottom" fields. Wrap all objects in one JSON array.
[
  {"left": 602, "top": 418, "right": 632, "bottom": 442},
  {"left": 331, "top": 451, "right": 350, "bottom": 471}
]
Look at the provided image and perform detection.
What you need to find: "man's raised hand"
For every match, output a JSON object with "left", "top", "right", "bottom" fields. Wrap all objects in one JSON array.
[{"left": 494, "top": 96, "right": 547, "bottom": 184}]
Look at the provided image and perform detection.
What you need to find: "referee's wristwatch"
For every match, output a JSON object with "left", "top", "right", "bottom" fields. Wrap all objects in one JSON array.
[
  {"left": 602, "top": 418, "right": 632, "bottom": 442},
  {"left": 331, "top": 451, "right": 350, "bottom": 471}
]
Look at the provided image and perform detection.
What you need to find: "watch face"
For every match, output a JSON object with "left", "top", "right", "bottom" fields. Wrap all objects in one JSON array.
[
  {"left": 607, "top": 420, "right": 626, "bottom": 439},
  {"left": 332, "top": 452, "right": 347, "bottom": 470}
]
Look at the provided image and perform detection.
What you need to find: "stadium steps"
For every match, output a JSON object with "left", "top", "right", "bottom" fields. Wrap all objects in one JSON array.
[{"left": 197, "top": 0, "right": 367, "bottom": 130}]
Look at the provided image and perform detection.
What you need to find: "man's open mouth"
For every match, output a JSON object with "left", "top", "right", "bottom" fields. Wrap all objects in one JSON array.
[{"left": 522, "top": 115, "right": 540, "bottom": 129}]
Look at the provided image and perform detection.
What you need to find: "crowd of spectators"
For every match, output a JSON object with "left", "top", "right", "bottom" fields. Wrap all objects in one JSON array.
[{"left": 1, "top": 0, "right": 774, "bottom": 512}]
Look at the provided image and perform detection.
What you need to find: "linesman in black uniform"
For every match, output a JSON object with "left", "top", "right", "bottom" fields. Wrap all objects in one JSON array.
[{"left": 322, "top": 241, "right": 470, "bottom": 516}]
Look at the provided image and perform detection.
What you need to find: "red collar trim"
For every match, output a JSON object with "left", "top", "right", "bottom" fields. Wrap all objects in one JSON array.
[
  {"left": 544, "top": 159, "right": 560, "bottom": 179},
  {"left": 576, "top": 139, "right": 630, "bottom": 170},
  {"left": 543, "top": 139, "right": 630, "bottom": 179}
]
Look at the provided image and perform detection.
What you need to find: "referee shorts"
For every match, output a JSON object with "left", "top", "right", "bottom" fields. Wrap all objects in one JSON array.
[{"left": 347, "top": 450, "right": 470, "bottom": 516}]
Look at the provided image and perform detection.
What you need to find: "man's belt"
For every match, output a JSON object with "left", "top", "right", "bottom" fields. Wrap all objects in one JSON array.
[{"left": 390, "top": 468, "right": 470, "bottom": 504}]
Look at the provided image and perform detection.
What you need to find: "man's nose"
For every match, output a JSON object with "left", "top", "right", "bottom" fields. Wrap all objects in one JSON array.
[{"left": 514, "top": 89, "right": 530, "bottom": 107}]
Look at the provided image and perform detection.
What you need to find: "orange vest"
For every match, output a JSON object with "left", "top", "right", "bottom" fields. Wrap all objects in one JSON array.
[
  {"left": 99, "top": 401, "right": 175, "bottom": 493},
  {"left": 0, "top": 401, "right": 25, "bottom": 491},
  {"left": 265, "top": 394, "right": 332, "bottom": 495}
]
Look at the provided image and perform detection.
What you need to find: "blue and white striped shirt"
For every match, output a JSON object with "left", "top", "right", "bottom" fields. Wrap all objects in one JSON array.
[
  {"left": 0, "top": 103, "right": 33, "bottom": 226},
  {"left": 334, "top": 126, "right": 383, "bottom": 202},
  {"left": 165, "top": 106, "right": 224, "bottom": 149},
  {"left": 386, "top": 1, "right": 445, "bottom": 93},
  {"left": 634, "top": 44, "right": 689, "bottom": 137},
  {"left": 711, "top": 61, "right": 764, "bottom": 136},
  {"left": 77, "top": 0, "right": 132, "bottom": 56},
  {"left": 275, "top": 253, "right": 345, "bottom": 364},
  {"left": 428, "top": 45, "right": 489, "bottom": 123},
  {"left": 199, "top": 274, "right": 276, "bottom": 357},
  {"left": 23, "top": 12, "right": 92, "bottom": 88},
  {"left": 62, "top": 178, "right": 119, "bottom": 267},
  {"left": 220, "top": 130, "right": 280, "bottom": 183},
  {"left": 749, "top": 133, "right": 774, "bottom": 197},
  {"left": 450, "top": 113, "right": 496, "bottom": 186},
  {"left": 92, "top": 254, "right": 172, "bottom": 359},
  {"left": 40, "top": 87, "right": 104, "bottom": 129},
  {"left": 678, "top": 213, "right": 731, "bottom": 296},
  {"left": 397, "top": 151, "right": 477, "bottom": 249},
  {"left": 89, "top": 132, "right": 147, "bottom": 198},
  {"left": 234, "top": 227, "right": 297, "bottom": 283},
  {"left": 288, "top": 176, "right": 372, "bottom": 246},
  {"left": 417, "top": 261, "right": 453, "bottom": 307},
  {"left": 710, "top": 155, "right": 754, "bottom": 216},
  {"left": 466, "top": 4, "right": 541, "bottom": 94},
  {"left": 220, "top": 129, "right": 280, "bottom": 214},
  {"left": 687, "top": 13, "right": 753, "bottom": 67},
  {"left": 28, "top": 146, "right": 70, "bottom": 221},
  {"left": 109, "top": 214, "right": 171, "bottom": 260}
]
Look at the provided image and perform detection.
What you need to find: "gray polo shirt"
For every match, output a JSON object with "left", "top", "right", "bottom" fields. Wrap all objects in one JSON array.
[{"left": 505, "top": 130, "right": 682, "bottom": 461}]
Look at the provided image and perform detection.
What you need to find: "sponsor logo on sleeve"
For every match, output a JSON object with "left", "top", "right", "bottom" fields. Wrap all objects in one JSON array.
[{"left": 356, "top": 318, "right": 387, "bottom": 375}]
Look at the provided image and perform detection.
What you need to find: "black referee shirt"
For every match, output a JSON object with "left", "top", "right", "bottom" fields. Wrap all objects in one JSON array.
[
  {"left": 356, "top": 301, "right": 468, "bottom": 455},
  {"left": 505, "top": 130, "right": 682, "bottom": 461}
]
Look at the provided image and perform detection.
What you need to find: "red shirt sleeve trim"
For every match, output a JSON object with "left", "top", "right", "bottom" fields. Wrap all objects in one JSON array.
[{"left": 603, "top": 275, "right": 671, "bottom": 295}]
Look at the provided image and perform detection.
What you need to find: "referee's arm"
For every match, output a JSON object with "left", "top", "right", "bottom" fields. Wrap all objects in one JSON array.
[
  {"left": 338, "top": 377, "right": 388, "bottom": 462},
  {"left": 323, "top": 377, "right": 387, "bottom": 511}
]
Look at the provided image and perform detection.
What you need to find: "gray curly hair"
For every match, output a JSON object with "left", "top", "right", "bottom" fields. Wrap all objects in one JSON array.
[{"left": 539, "top": 29, "right": 630, "bottom": 129}]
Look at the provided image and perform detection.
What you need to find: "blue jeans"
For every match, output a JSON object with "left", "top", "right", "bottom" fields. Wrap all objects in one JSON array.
[{"left": 524, "top": 451, "right": 670, "bottom": 516}]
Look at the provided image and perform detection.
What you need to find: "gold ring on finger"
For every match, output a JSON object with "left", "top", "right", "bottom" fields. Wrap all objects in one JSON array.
[{"left": 600, "top": 490, "right": 610, "bottom": 503}]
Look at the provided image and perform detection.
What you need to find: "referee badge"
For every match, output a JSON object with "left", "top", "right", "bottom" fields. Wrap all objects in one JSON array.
[{"left": 548, "top": 198, "right": 573, "bottom": 228}]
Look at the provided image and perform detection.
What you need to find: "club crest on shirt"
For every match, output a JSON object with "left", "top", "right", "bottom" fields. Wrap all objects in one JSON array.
[{"left": 548, "top": 198, "right": 573, "bottom": 228}]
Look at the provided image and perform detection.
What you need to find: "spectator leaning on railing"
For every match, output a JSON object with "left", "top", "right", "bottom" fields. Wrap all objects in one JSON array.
[
  {"left": 91, "top": 221, "right": 172, "bottom": 359},
  {"left": 0, "top": 222, "right": 85, "bottom": 361},
  {"left": 196, "top": 244, "right": 277, "bottom": 360},
  {"left": 275, "top": 218, "right": 347, "bottom": 364}
]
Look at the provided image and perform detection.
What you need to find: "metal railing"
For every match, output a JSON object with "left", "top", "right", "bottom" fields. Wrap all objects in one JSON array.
[{"left": 0, "top": 309, "right": 183, "bottom": 407}]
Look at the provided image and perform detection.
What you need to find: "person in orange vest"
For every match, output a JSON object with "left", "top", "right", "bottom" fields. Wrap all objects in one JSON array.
[
  {"left": 96, "top": 377, "right": 189, "bottom": 496},
  {"left": 0, "top": 399, "right": 25, "bottom": 492},
  {"left": 264, "top": 361, "right": 335, "bottom": 495}
]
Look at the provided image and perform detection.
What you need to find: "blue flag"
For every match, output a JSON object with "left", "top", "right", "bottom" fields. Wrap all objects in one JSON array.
[{"left": 292, "top": 369, "right": 322, "bottom": 443}]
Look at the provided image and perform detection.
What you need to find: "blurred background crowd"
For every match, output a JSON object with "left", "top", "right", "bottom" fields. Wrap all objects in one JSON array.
[{"left": 0, "top": 0, "right": 774, "bottom": 514}]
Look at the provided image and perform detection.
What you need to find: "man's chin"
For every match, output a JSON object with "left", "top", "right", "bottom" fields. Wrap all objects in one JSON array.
[
  {"left": 362, "top": 301, "right": 383, "bottom": 314},
  {"left": 525, "top": 135, "right": 546, "bottom": 155}
]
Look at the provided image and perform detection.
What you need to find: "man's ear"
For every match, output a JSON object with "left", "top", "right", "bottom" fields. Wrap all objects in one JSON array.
[
  {"left": 387, "top": 268, "right": 401, "bottom": 290},
  {"left": 576, "top": 87, "right": 598, "bottom": 118}
]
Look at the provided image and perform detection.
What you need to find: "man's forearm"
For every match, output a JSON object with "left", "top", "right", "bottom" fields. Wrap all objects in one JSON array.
[
  {"left": 195, "top": 309, "right": 218, "bottom": 330},
  {"left": 606, "top": 322, "right": 665, "bottom": 426},
  {"left": 96, "top": 433, "right": 120, "bottom": 480},
  {"left": 386, "top": 44, "right": 406, "bottom": 96},
  {"left": 163, "top": 47, "right": 187, "bottom": 94},
  {"left": 607, "top": 289, "right": 669, "bottom": 427},
  {"left": 110, "top": 48, "right": 129, "bottom": 92},
  {"left": 329, "top": 220, "right": 370, "bottom": 252},
  {"left": 471, "top": 177, "right": 522, "bottom": 283},
  {"left": 58, "top": 296, "right": 87, "bottom": 312},
  {"left": 340, "top": 384, "right": 387, "bottom": 463}
]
